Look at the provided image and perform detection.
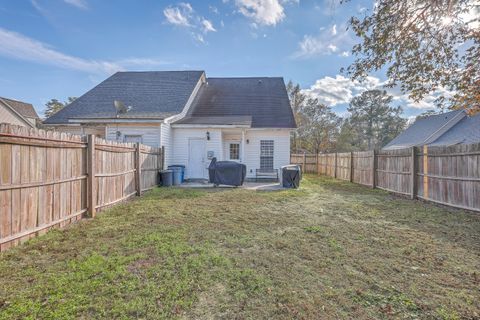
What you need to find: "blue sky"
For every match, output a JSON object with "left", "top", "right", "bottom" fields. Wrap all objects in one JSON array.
[{"left": 0, "top": 0, "right": 436, "bottom": 118}]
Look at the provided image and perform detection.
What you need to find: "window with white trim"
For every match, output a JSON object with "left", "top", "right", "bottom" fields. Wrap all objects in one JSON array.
[
  {"left": 260, "top": 140, "right": 274, "bottom": 170},
  {"left": 229, "top": 143, "right": 240, "bottom": 160}
]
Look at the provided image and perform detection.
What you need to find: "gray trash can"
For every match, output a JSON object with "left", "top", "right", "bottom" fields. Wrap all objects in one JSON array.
[
  {"left": 160, "top": 170, "right": 173, "bottom": 187},
  {"left": 168, "top": 165, "right": 185, "bottom": 183},
  {"left": 169, "top": 167, "right": 182, "bottom": 185}
]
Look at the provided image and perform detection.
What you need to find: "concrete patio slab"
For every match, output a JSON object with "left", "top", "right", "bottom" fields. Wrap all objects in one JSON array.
[{"left": 177, "top": 180, "right": 287, "bottom": 191}]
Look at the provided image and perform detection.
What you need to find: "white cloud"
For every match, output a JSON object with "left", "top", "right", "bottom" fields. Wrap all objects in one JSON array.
[
  {"left": 163, "top": 3, "right": 216, "bottom": 42},
  {"left": 303, "top": 74, "right": 453, "bottom": 110},
  {"left": 163, "top": 3, "right": 192, "bottom": 26},
  {"left": 0, "top": 28, "right": 168, "bottom": 74},
  {"left": 303, "top": 75, "right": 382, "bottom": 106},
  {"left": 294, "top": 24, "right": 353, "bottom": 58},
  {"left": 63, "top": 0, "right": 88, "bottom": 10},
  {"left": 202, "top": 19, "right": 217, "bottom": 32},
  {"left": 235, "top": 0, "right": 285, "bottom": 26}
]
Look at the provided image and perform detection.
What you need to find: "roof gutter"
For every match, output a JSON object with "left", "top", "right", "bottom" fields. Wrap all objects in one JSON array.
[
  {"left": 171, "top": 124, "right": 251, "bottom": 128},
  {"left": 68, "top": 118, "right": 164, "bottom": 123}
]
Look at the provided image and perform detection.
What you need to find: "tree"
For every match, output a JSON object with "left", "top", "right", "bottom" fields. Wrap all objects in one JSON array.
[
  {"left": 286, "top": 81, "right": 308, "bottom": 152},
  {"left": 415, "top": 109, "right": 443, "bottom": 120},
  {"left": 298, "top": 98, "right": 342, "bottom": 153},
  {"left": 44, "top": 97, "right": 77, "bottom": 118},
  {"left": 344, "top": 0, "right": 479, "bottom": 114},
  {"left": 347, "top": 90, "right": 407, "bottom": 149}
]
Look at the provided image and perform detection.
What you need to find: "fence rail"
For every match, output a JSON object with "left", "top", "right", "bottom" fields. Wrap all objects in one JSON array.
[
  {"left": 291, "top": 143, "right": 480, "bottom": 213},
  {"left": 0, "top": 123, "right": 164, "bottom": 251}
]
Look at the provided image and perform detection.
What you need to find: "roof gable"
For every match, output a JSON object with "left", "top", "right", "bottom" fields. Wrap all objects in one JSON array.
[
  {"left": 175, "top": 77, "right": 296, "bottom": 128},
  {"left": 44, "top": 71, "right": 204, "bottom": 124},
  {"left": 383, "top": 110, "right": 465, "bottom": 150},
  {"left": 0, "top": 97, "right": 39, "bottom": 119},
  {"left": 428, "top": 112, "right": 480, "bottom": 146}
]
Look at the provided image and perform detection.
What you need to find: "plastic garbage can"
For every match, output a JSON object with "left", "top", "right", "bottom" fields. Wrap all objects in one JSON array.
[
  {"left": 160, "top": 170, "right": 173, "bottom": 187},
  {"left": 281, "top": 165, "right": 301, "bottom": 188},
  {"left": 168, "top": 165, "right": 185, "bottom": 182},
  {"left": 169, "top": 167, "right": 182, "bottom": 185}
]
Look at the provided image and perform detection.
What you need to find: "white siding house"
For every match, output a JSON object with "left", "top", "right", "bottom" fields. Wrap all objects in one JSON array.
[{"left": 43, "top": 71, "right": 296, "bottom": 181}]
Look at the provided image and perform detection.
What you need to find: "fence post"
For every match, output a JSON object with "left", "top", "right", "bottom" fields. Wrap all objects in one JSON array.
[
  {"left": 135, "top": 142, "right": 142, "bottom": 196},
  {"left": 87, "top": 134, "right": 96, "bottom": 218},
  {"left": 315, "top": 153, "right": 319, "bottom": 175},
  {"left": 371, "top": 149, "right": 377, "bottom": 188},
  {"left": 423, "top": 145, "right": 429, "bottom": 199},
  {"left": 350, "top": 151, "right": 354, "bottom": 183},
  {"left": 161, "top": 146, "right": 165, "bottom": 170},
  {"left": 410, "top": 146, "right": 417, "bottom": 199},
  {"left": 303, "top": 153, "right": 306, "bottom": 173},
  {"left": 334, "top": 153, "right": 338, "bottom": 179}
]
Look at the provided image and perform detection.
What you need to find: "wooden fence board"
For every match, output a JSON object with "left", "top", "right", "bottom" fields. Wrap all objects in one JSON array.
[
  {"left": 291, "top": 142, "right": 480, "bottom": 212},
  {"left": 0, "top": 123, "right": 164, "bottom": 251}
]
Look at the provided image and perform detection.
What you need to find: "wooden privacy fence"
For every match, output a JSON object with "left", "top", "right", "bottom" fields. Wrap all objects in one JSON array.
[
  {"left": 0, "top": 123, "right": 164, "bottom": 251},
  {"left": 291, "top": 143, "right": 480, "bottom": 213}
]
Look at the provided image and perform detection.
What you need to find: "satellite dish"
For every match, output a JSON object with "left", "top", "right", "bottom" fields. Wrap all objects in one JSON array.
[{"left": 114, "top": 100, "right": 132, "bottom": 117}]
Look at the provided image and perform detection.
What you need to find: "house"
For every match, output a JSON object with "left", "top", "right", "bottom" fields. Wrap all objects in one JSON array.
[
  {"left": 43, "top": 71, "right": 296, "bottom": 180},
  {"left": 383, "top": 109, "right": 480, "bottom": 150},
  {"left": 0, "top": 97, "right": 39, "bottom": 128}
]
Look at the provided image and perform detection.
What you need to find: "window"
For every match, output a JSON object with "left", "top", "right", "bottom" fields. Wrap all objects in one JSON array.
[
  {"left": 124, "top": 135, "right": 143, "bottom": 144},
  {"left": 229, "top": 143, "right": 240, "bottom": 160},
  {"left": 260, "top": 140, "right": 274, "bottom": 170}
]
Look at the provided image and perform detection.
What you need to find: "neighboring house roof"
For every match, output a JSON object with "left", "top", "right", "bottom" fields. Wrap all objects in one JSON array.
[
  {"left": 44, "top": 71, "right": 204, "bottom": 124},
  {"left": 174, "top": 77, "right": 296, "bottom": 128},
  {"left": 428, "top": 112, "right": 480, "bottom": 146},
  {"left": 383, "top": 109, "right": 480, "bottom": 149},
  {"left": 0, "top": 97, "right": 39, "bottom": 119}
]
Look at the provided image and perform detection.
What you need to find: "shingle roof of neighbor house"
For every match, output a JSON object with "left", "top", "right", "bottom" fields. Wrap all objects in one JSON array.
[
  {"left": 383, "top": 109, "right": 480, "bottom": 149},
  {"left": 43, "top": 71, "right": 205, "bottom": 124},
  {"left": 0, "top": 97, "right": 39, "bottom": 119},
  {"left": 174, "top": 77, "right": 296, "bottom": 128}
]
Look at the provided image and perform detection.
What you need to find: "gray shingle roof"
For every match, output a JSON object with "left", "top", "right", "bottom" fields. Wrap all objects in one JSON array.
[
  {"left": 0, "top": 97, "right": 39, "bottom": 119},
  {"left": 175, "top": 116, "right": 252, "bottom": 126},
  {"left": 383, "top": 109, "right": 480, "bottom": 149},
  {"left": 174, "top": 77, "right": 296, "bottom": 128},
  {"left": 44, "top": 71, "right": 204, "bottom": 124},
  {"left": 429, "top": 112, "right": 480, "bottom": 146}
]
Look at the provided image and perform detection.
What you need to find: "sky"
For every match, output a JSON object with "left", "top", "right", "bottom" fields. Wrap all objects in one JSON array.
[{"left": 0, "top": 0, "right": 440, "bottom": 119}]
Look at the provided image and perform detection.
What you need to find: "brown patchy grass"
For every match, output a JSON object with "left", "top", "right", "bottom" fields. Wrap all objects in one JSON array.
[{"left": 0, "top": 175, "right": 479, "bottom": 319}]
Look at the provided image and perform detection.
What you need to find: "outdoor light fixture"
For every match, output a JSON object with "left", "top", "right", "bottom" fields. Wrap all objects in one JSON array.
[
  {"left": 246, "top": 139, "right": 249, "bottom": 144},
  {"left": 206, "top": 131, "right": 210, "bottom": 140}
]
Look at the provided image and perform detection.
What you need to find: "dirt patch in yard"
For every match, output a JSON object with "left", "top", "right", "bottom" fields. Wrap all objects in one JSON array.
[{"left": 0, "top": 175, "right": 479, "bottom": 319}]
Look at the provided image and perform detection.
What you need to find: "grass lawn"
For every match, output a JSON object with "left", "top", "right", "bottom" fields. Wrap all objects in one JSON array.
[{"left": 1, "top": 175, "right": 479, "bottom": 319}]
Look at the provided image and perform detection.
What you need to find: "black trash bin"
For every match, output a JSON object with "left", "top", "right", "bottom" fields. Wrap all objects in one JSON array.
[
  {"left": 281, "top": 165, "right": 301, "bottom": 188},
  {"left": 160, "top": 169, "right": 173, "bottom": 187}
]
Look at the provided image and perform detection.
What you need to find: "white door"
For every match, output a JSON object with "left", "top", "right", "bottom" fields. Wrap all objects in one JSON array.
[{"left": 188, "top": 138, "right": 206, "bottom": 179}]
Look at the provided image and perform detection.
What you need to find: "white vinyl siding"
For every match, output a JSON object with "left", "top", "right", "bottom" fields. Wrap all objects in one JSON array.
[
  {"left": 171, "top": 128, "right": 223, "bottom": 179},
  {"left": 106, "top": 124, "right": 161, "bottom": 147},
  {"left": 243, "top": 129, "right": 291, "bottom": 178},
  {"left": 160, "top": 122, "right": 173, "bottom": 167}
]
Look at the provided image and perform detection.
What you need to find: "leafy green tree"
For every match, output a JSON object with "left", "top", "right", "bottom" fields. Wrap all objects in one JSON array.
[
  {"left": 44, "top": 97, "right": 77, "bottom": 118},
  {"left": 344, "top": 0, "right": 479, "bottom": 113},
  {"left": 286, "top": 81, "right": 308, "bottom": 152},
  {"left": 347, "top": 90, "right": 407, "bottom": 149},
  {"left": 298, "top": 98, "right": 342, "bottom": 153}
]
